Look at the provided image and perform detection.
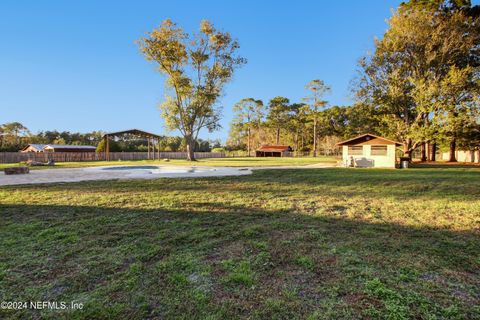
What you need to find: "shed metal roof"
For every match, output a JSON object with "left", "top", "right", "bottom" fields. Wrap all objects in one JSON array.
[
  {"left": 336, "top": 134, "right": 402, "bottom": 146},
  {"left": 44, "top": 144, "right": 96, "bottom": 150}
]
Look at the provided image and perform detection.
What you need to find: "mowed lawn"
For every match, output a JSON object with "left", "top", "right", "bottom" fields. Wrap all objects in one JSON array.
[
  {"left": 1, "top": 168, "right": 479, "bottom": 319},
  {"left": 0, "top": 156, "right": 337, "bottom": 171}
]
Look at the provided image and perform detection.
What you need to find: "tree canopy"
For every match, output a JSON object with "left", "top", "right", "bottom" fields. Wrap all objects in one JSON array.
[{"left": 355, "top": 0, "right": 480, "bottom": 158}]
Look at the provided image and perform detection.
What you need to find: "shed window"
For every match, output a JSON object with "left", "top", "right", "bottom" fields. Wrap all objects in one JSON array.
[
  {"left": 348, "top": 146, "right": 363, "bottom": 155},
  {"left": 371, "top": 145, "right": 387, "bottom": 156}
]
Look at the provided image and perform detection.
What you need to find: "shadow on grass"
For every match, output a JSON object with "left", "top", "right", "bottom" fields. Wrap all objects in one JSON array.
[
  {"left": 411, "top": 162, "right": 480, "bottom": 169},
  {"left": 3, "top": 168, "right": 479, "bottom": 203},
  {"left": 1, "top": 201, "right": 479, "bottom": 319}
]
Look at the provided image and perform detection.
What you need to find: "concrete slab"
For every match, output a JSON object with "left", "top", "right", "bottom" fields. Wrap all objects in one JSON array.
[{"left": 0, "top": 165, "right": 253, "bottom": 186}]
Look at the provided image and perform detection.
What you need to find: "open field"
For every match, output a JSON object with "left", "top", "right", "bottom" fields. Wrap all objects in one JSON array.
[
  {"left": 1, "top": 168, "right": 479, "bottom": 319},
  {"left": 0, "top": 156, "right": 338, "bottom": 170}
]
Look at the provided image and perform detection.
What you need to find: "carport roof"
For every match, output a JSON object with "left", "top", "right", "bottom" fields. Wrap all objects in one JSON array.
[{"left": 103, "top": 129, "right": 162, "bottom": 139}]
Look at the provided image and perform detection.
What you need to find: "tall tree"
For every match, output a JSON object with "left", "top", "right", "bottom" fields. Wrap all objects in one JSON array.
[
  {"left": 231, "top": 98, "right": 264, "bottom": 156},
  {"left": 0, "top": 125, "right": 4, "bottom": 149},
  {"left": 138, "top": 19, "right": 246, "bottom": 161},
  {"left": 266, "top": 97, "right": 291, "bottom": 144},
  {"left": 288, "top": 103, "right": 308, "bottom": 152},
  {"left": 1, "top": 122, "right": 30, "bottom": 147},
  {"left": 303, "top": 80, "right": 330, "bottom": 156}
]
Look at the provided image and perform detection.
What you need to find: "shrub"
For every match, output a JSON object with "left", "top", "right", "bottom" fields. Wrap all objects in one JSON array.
[{"left": 96, "top": 139, "right": 121, "bottom": 152}]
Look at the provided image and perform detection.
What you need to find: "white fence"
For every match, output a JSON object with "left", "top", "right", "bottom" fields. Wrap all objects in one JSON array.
[
  {"left": 440, "top": 151, "right": 479, "bottom": 163},
  {"left": 0, "top": 152, "right": 225, "bottom": 164}
]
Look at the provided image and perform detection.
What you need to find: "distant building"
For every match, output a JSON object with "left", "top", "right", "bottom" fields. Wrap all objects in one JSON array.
[
  {"left": 336, "top": 134, "right": 401, "bottom": 168},
  {"left": 21, "top": 144, "right": 96, "bottom": 153},
  {"left": 256, "top": 145, "right": 293, "bottom": 157}
]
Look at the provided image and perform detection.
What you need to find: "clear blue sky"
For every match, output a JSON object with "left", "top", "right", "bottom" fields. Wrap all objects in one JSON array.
[{"left": 0, "top": 0, "right": 406, "bottom": 142}]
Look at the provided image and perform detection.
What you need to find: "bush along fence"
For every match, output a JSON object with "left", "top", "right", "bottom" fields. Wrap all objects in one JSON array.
[{"left": 0, "top": 152, "right": 226, "bottom": 164}]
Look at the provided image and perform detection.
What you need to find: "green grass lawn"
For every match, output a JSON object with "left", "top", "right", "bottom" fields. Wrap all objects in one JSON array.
[
  {"left": 0, "top": 156, "right": 338, "bottom": 170},
  {"left": 1, "top": 168, "right": 479, "bottom": 319}
]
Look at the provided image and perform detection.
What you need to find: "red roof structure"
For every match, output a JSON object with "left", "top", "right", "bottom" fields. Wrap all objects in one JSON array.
[{"left": 256, "top": 145, "right": 292, "bottom": 152}]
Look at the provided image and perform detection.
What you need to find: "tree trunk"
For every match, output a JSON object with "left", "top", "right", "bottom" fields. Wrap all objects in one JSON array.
[
  {"left": 294, "top": 131, "right": 299, "bottom": 155},
  {"left": 313, "top": 119, "right": 317, "bottom": 157},
  {"left": 426, "top": 142, "right": 431, "bottom": 161},
  {"left": 403, "top": 139, "right": 412, "bottom": 159},
  {"left": 431, "top": 143, "right": 436, "bottom": 161},
  {"left": 148, "top": 138, "right": 150, "bottom": 160},
  {"left": 186, "top": 135, "right": 195, "bottom": 161},
  {"left": 420, "top": 142, "right": 427, "bottom": 162},
  {"left": 247, "top": 128, "right": 251, "bottom": 157},
  {"left": 276, "top": 128, "right": 280, "bottom": 145},
  {"left": 448, "top": 138, "right": 457, "bottom": 162},
  {"left": 469, "top": 150, "right": 475, "bottom": 163},
  {"left": 476, "top": 149, "right": 480, "bottom": 164}
]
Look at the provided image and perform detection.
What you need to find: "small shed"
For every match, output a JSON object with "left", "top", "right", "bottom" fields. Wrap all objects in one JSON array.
[
  {"left": 336, "top": 134, "right": 401, "bottom": 168},
  {"left": 21, "top": 144, "right": 48, "bottom": 152},
  {"left": 256, "top": 145, "right": 293, "bottom": 157}
]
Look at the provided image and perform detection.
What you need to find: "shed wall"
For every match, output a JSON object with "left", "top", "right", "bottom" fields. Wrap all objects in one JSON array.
[{"left": 342, "top": 145, "right": 396, "bottom": 168}]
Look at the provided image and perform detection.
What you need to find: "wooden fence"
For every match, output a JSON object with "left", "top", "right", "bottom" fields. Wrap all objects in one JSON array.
[
  {"left": 0, "top": 152, "right": 226, "bottom": 164},
  {"left": 224, "top": 149, "right": 341, "bottom": 158}
]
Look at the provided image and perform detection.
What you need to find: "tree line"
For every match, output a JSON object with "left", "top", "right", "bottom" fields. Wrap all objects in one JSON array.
[
  {"left": 0, "top": 122, "right": 220, "bottom": 153},
  {"left": 227, "top": 81, "right": 379, "bottom": 156}
]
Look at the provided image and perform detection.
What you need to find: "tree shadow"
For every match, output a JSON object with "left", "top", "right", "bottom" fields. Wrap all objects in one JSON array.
[
  {"left": 1, "top": 201, "right": 479, "bottom": 319},
  {"left": 412, "top": 162, "right": 480, "bottom": 169}
]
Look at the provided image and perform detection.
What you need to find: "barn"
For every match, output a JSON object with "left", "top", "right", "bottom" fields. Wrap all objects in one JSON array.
[
  {"left": 255, "top": 145, "right": 293, "bottom": 157},
  {"left": 21, "top": 144, "right": 97, "bottom": 153},
  {"left": 336, "top": 134, "right": 401, "bottom": 168}
]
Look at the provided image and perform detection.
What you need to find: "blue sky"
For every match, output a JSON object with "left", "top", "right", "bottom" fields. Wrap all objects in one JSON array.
[{"left": 0, "top": 0, "right": 406, "bottom": 142}]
